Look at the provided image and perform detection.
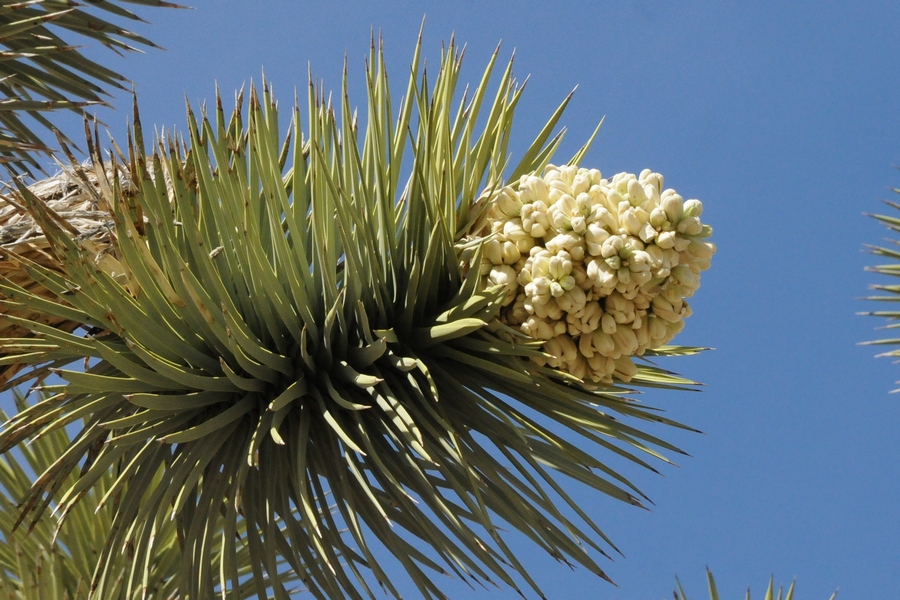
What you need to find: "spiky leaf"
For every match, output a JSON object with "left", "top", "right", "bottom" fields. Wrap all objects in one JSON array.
[
  {"left": 0, "top": 0, "right": 180, "bottom": 174},
  {"left": 862, "top": 183, "right": 900, "bottom": 389},
  {"left": 673, "top": 569, "right": 837, "bottom": 600}
]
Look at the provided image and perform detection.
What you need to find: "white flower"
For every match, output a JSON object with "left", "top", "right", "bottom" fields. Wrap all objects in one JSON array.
[{"left": 466, "top": 163, "right": 713, "bottom": 385}]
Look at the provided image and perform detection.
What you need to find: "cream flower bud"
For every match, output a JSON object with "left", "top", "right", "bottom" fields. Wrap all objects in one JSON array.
[
  {"left": 546, "top": 233, "right": 584, "bottom": 260},
  {"left": 572, "top": 263, "right": 591, "bottom": 290},
  {"left": 523, "top": 315, "right": 565, "bottom": 340},
  {"left": 662, "top": 192, "right": 684, "bottom": 223},
  {"left": 585, "top": 222, "right": 611, "bottom": 256},
  {"left": 613, "top": 173, "right": 631, "bottom": 195},
  {"left": 640, "top": 170, "right": 663, "bottom": 191},
  {"left": 550, "top": 334, "right": 578, "bottom": 363},
  {"left": 648, "top": 315, "right": 669, "bottom": 341},
  {"left": 520, "top": 202, "right": 536, "bottom": 221},
  {"left": 630, "top": 270, "right": 652, "bottom": 286},
  {"left": 627, "top": 178, "right": 647, "bottom": 206},
  {"left": 503, "top": 219, "right": 528, "bottom": 242},
  {"left": 644, "top": 245, "right": 665, "bottom": 269},
  {"left": 607, "top": 190, "right": 624, "bottom": 207},
  {"left": 572, "top": 173, "right": 591, "bottom": 196},
  {"left": 656, "top": 230, "right": 677, "bottom": 249},
  {"left": 519, "top": 175, "right": 550, "bottom": 204},
  {"left": 601, "top": 235, "right": 624, "bottom": 258},
  {"left": 515, "top": 236, "right": 536, "bottom": 254},
  {"left": 494, "top": 186, "right": 522, "bottom": 218},
  {"left": 601, "top": 312, "right": 617, "bottom": 334},
  {"left": 606, "top": 293, "right": 635, "bottom": 322},
  {"left": 587, "top": 259, "right": 617, "bottom": 289},
  {"left": 570, "top": 215, "right": 587, "bottom": 235},
  {"left": 484, "top": 239, "right": 503, "bottom": 265},
  {"left": 557, "top": 285, "right": 586, "bottom": 313},
  {"left": 634, "top": 320, "right": 650, "bottom": 348},
  {"left": 613, "top": 356, "right": 638, "bottom": 381},
  {"left": 550, "top": 281, "right": 565, "bottom": 298},
  {"left": 549, "top": 252, "right": 572, "bottom": 280},
  {"left": 526, "top": 277, "right": 550, "bottom": 301},
  {"left": 590, "top": 205, "right": 618, "bottom": 232},
  {"left": 663, "top": 285, "right": 684, "bottom": 305},
  {"left": 579, "top": 333, "right": 595, "bottom": 358},
  {"left": 649, "top": 206, "right": 668, "bottom": 228},
  {"left": 560, "top": 164, "right": 579, "bottom": 184},
  {"left": 629, "top": 250, "right": 652, "bottom": 272},
  {"left": 671, "top": 265, "right": 699, "bottom": 289},
  {"left": 638, "top": 222, "right": 657, "bottom": 243},
  {"left": 688, "top": 239, "right": 715, "bottom": 260},
  {"left": 567, "top": 354, "right": 588, "bottom": 380},
  {"left": 682, "top": 199, "right": 703, "bottom": 218},
  {"left": 549, "top": 176, "right": 570, "bottom": 194},
  {"left": 673, "top": 236, "right": 691, "bottom": 252},
  {"left": 651, "top": 295, "right": 681, "bottom": 323},
  {"left": 575, "top": 192, "right": 592, "bottom": 214},
  {"left": 591, "top": 330, "right": 617, "bottom": 355},
  {"left": 506, "top": 293, "right": 529, "bottom": 325},
  {"left": 544, "top": 300, "right": 563, "bottom": 320},
  {"left": 623, "top": 235, "right": 646, "bottom": 252},
  {"left": 488, "top": 265, "right": 518, "bottom": 300},
  {"left": 619, "top": 208, "right": 643, "bottom": 236},
  {"left": 566, "top": 301, "right": 603, "bottom": 334},
  {"left": 587, "top": 354, "right": 616, "bottom": 380},
  {"left": 612, "top": 327, "right": 639, "bottom": 355},
  {"left": 677, "top": 216, "right": 703, "bottom": 236},
  {"left": 501, "top": 241, "right": 521, "bottom": 265}
]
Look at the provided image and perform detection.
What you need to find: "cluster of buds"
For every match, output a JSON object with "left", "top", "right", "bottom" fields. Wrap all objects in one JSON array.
[{"left": 472, "top": 164, "right": 715, "bottom": 384}]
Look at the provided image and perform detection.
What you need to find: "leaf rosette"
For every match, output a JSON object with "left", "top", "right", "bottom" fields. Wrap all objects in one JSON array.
[{"left": 0, "top": 37, "right": 711, "bottom": 598}]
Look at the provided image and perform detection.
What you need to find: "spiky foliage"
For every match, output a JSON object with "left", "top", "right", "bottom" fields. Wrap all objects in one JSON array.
[
  {"left": 673, "top": 570, "right": 837, "bottom": 600},
  {"left": 0, "top": 38, "right": 706, "bottom": 598},
  {"left": 0, "top": 394, "right": 300, "bottom": 599},
  {"left": 862, "top": 183, "right": 900, "bottom": 385},
  {"left": 0, "top": 0, "right": 179, "bottom": 173}
]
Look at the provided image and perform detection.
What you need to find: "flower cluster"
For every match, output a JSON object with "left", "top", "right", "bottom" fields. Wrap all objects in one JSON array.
[{"left": 474, "top": 165, "right": 715, "bottom": 383}]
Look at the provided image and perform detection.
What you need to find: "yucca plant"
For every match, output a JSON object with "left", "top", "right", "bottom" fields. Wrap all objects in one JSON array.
[
  {"left": 0, "top": 0, "right": 177, "bottom": 174},
  {"left": 0, "top": 36, "right": 713, "bottom": 598},
  {"left": 862, "top": 182, "right": 900, "bottom": 381},
  {"left": 673, "top": 570, "right": 837, "bottom": 600},
  {"left": 0, "top": 392, "right": 301, "bottom": 599}
]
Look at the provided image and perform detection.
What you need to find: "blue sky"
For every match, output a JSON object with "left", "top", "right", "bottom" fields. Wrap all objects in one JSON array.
[{"left": 13, "top": 1, "right": 900, "bottom": 598}]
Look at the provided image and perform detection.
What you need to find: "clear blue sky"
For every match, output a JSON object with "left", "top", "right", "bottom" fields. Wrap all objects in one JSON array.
[{"left": 14, "top": 1, "right": 900, "bottom": 598}]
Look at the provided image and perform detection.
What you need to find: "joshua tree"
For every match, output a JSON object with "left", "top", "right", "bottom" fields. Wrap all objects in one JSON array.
[
  {"left": 0, "top": 30, "right": 718, "bottom": 597},
  {"left": 0, "top": 5, "right": 822, "bottom": 599}
]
